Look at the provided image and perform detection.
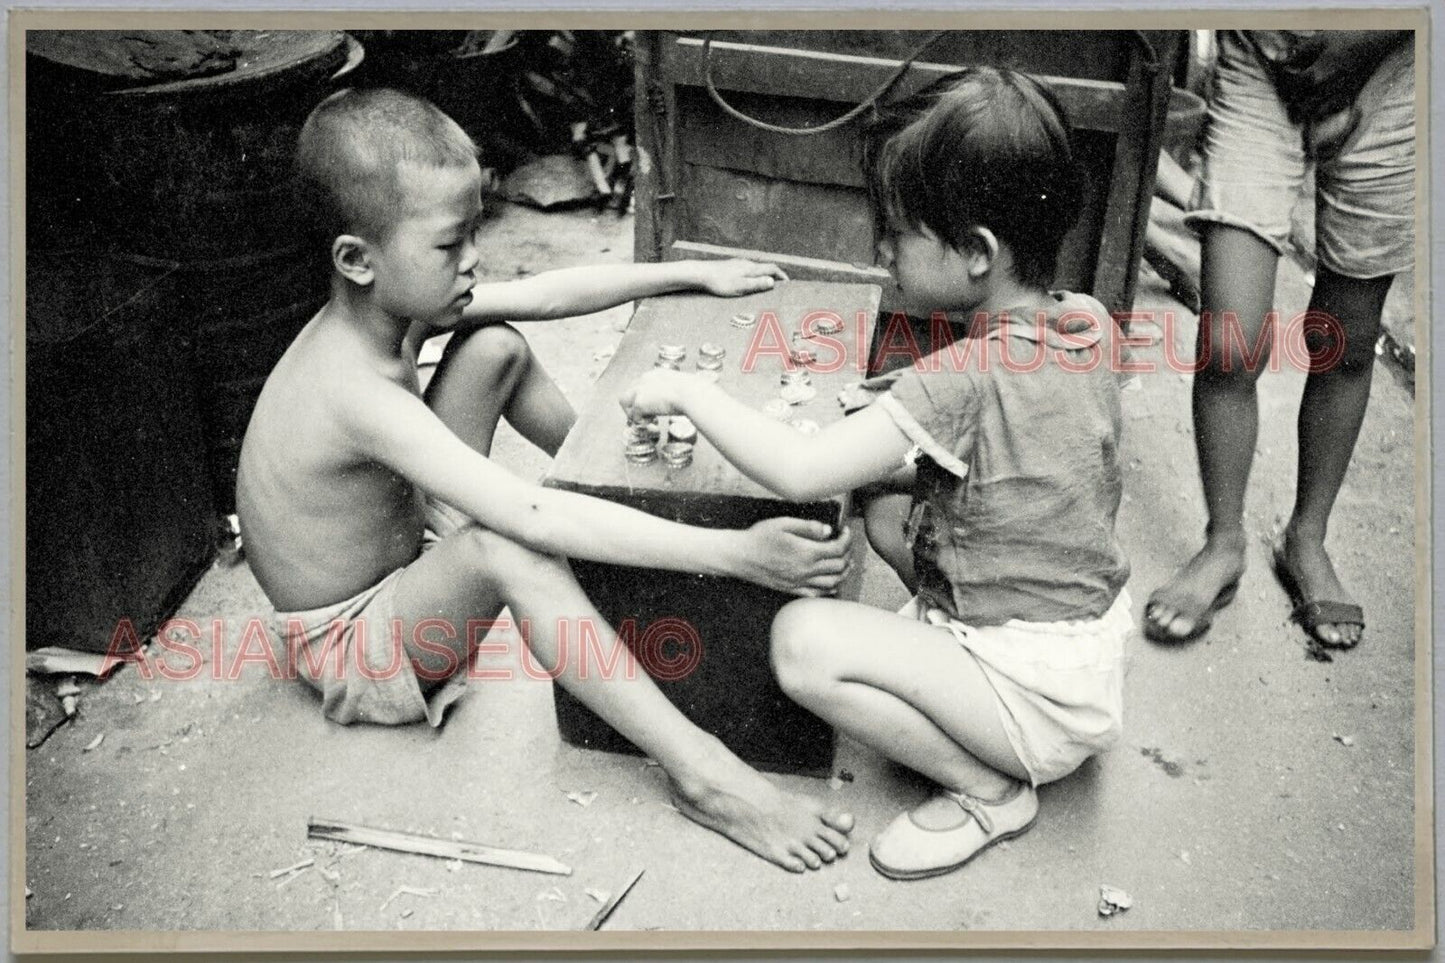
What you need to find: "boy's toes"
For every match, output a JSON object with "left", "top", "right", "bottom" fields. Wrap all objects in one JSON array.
[
  {"left": 821, "top": 810, "right": 855, "bottom": 834},
  {"left": 790, "top": 844, "right": 823, "bottom": 870},
  {"left": 777, "top": 851, "right": 807, "bottom": 874},
  {"left": 806, "top": 837, "right": 839, "bottom": 862},
  {"left": 818, "top": 825, "right": 850, "bottom": 855}
]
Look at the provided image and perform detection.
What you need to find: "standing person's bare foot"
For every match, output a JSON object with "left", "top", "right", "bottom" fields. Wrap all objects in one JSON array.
[
  {"left": 1270, "top": 523, "right": 1364, "bottom": 648},
  {"left": 667, "top": 737, "right": 853, "bottom": 872},
  {"left": 1144, "top": 529, "right": 1248, "bottom": 643}
]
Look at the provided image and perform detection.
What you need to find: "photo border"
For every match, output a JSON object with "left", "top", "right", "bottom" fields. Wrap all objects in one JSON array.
[{"left": 7, "top": 4, "right": 1434, "bottom": 955}]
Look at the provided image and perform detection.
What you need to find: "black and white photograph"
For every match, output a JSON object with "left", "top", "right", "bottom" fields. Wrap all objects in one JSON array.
[{"left": 12, "top": 8, "right": 1432, "bottom": 952}]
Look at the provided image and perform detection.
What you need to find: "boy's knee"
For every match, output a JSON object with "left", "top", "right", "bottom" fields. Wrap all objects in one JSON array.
[
  {"left": 770, "top": 599, "right": 832, "bottom": 696},
  {"left": 444, "top": 322, "right": 532, "bottom": 380}
]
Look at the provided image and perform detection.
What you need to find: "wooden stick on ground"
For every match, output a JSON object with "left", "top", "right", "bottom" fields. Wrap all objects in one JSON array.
[
  {"left": 584, "top": 869, "right": 644, "bottom": 931},
  {"left": 306, "top": 817, "right": 572, "bottom": 876}
]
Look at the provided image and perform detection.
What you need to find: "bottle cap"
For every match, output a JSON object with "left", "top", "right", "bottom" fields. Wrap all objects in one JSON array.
[
  {"left": 624, "top": 441, "right": 658, "bottom": 464},
  {"left": 667, "top": 416, "right": 697, "bottom": 444},
  {"left": 780, "top": 383, "right": 818, "bottom": 405},
  {"left": 660, "top": 441, "right": 694, "bottom": 468}
]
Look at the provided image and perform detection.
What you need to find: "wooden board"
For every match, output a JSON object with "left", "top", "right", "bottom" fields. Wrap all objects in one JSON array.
[{"left": 548, "top": 280, "right": 881, "bottom": 502}]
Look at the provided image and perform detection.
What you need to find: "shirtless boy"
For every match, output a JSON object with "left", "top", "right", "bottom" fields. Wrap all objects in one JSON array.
[{"left": 236, "top": 88, "right": 853, "bottom": 872}]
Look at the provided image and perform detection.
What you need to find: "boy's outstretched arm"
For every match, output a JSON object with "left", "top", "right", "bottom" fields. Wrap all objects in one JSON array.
[
  {"left": 620, "top": 370, "right": 913, "bottom": 503},
  {"left": 346, "top": 378, "right": 848, "bottom": 596},
  {"left": 460, "top": 258, "right": 787, "bottom": 325}
]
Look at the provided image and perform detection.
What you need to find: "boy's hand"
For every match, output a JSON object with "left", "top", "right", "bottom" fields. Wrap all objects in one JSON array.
[
  {"left": 738, "top": 518, "right": 852, "bottom": 597},
  {"left": 690, "top": 258, "right": 789, "bottom": 297},
  {"left": 618, "top": 369, "right": 698, "bottom": 419}
]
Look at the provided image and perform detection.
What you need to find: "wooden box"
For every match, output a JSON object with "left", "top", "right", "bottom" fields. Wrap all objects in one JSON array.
[{"left": 544, "top": 280, "right": 879, "bottom": 776}]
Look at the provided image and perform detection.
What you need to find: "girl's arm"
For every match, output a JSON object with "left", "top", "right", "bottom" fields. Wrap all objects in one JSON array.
[
  {"left": 620, "top": 369, "right": 914, "bottom": 503},
  {"left": 460, "top": 259, "right": 787, "bottom": 324}
]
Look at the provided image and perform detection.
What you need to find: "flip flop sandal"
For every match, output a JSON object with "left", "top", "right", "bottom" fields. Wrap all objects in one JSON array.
[
  {"left": 1270, "top": 540, "right": 1365, "bottom": 649},
  {"left": 1143, "top": 578, "right": 1240, "bottom": 644}
]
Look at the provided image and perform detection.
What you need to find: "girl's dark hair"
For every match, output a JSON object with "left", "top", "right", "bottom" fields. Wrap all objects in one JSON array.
[{"left": 862, "top": 66, "right": 1086, "bottom": 289}]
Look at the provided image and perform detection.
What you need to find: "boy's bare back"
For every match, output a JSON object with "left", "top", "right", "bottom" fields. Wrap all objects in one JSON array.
[{"left": 237, "top": 308, "right": 427, "bottom": 613}]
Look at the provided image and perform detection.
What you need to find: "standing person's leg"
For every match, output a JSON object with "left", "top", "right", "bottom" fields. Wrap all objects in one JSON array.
[
  {"left": 1273, "top": 35, "right": 1414, "bottom": 648},
  {"left": 387, "top": 526, "right": 854, "bottom": 873},
  {"left": 1145, "top": 30, "right": 1305, "bottom": 642},
  {"left": 1275, "top": 269, "right": 1391, "bottom": 647},
  {"left": 425, "top": 322, "right": 576, "bottom": 457},
  {"left": 1145, "top": 226, "right": 1279, "bottom": 641}
]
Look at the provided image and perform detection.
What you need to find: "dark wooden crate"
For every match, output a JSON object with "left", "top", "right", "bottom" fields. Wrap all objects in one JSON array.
[
  {"left": 633, "top": 30, "right": 1181, "bottom": 319},
  {"left": 545, "top": 280, "right": 879, "bottom": 776}
]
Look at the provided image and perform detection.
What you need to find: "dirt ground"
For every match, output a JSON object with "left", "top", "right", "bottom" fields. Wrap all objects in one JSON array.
[{"left": 20, "top": 199, "right": 1423, "bottom": 940}]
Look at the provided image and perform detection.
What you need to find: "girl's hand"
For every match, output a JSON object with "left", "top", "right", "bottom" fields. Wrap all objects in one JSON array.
[
  {"left": 690, "top": 258, "right": 789, "bottom": 297},
  {"left": 618, "top": 369, "right": 697, "bottom": 420}
]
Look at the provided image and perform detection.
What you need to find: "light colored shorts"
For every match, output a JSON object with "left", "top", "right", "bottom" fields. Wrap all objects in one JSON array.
[
  {"left": 270, "top": 499, "right": 472, "bottom": 728},
  {"left": 902, "top": 589, "right": 1132, "bottom": 786},
  {"left": 1183, "top": 30, "right": 1415, "bottom": 279}
]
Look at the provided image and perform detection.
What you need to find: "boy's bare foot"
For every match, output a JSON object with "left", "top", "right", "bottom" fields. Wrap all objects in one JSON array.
[
  {"left": 1272, "top": 525, "right": 1363, "bottom": 648},
  {"left": 1144, "top": 530, "right": 1247, "bottom": 643},
  {"left": 667, "top": 739, "right": 854, "bottom": 873}
]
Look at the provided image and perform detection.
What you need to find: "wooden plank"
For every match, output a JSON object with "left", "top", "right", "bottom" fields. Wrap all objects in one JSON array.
[
  {"left": 677, "top": 86, "right": 864, "bottom": 188},
  {"left": 679, "top": 165, "right": 876, "bottom": 266},
  {"left": 1093, "top": 30, "right": 1178, "bottom": 316},
  {"left": 672, "top": 30, "right": 1132, "bottom": 83},
  {"left": 306, "top": 817, "right": 573, "bottom": 876},
  {"left": 662, "top": 36, "right": 1128, "bottom": 133},
  {"left": 547, "top": 280, "right": 880, "bottom": 501},
  {"left": 632, "top": 31, "right": 665, "bottom": 263}
]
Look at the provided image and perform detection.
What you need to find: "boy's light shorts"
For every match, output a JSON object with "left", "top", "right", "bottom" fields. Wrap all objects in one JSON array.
[
  {"left": 902, "top": 589, "right": 1132, "bottom": 787},
  {"left": 1183, "top": 30, "right": 1415, "bottom": 280},
  {"left": 270, "top": 499, "right": 472, "bottom": 728}
]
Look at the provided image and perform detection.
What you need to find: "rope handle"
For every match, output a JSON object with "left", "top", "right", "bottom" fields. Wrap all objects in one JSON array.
[{"left": 700, "top": 31, "right": 947, "bottom": 136}]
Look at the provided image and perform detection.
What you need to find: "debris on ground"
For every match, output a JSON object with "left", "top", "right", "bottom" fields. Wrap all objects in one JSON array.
[
  {"left": 274, "top": 866, "right": 309, "bottom": 889},
  {"left": 537, "top": 887, "right": 567, "bottom": 903},
  {"left": 585, "top": 887, "right": 610, "bottom": 904},
  {"left": 1305, "top": 640, "right": 1334, "bottom": 663},
  {"left": 1333, "top": 734, "right": 1355, "bottom": 747},
  {"left": 839, "top": 770, "right": 855, "bottom": 782},
  {"left": 379, "top": 885, "right": 435, "bottom": 912},
  {"left": 566, "top": 790, "right": 598, "bottom": 807},
  {"left": 268, "top": 858, "right": 314, "bottom": 880},
  {"left": 834, "top": 883, "right": 851, "bottom": 903},
  {"left": 26, "top": 648, "right": 118, "bottom": 677},
  {"left": 1098, "top": 884, "right": 1134, "bottom": 917},
  {"left": 502, "top": 155, "right": 599, "bottom": 209},
  {"left": 82, "top": 733, "right": 104, "bottom": 752},
  {"left": 307, "top": 817, "right": 571, "bottom": 876},
  {"left": 585, "top": 868, "right": 644, "bottom": 930}
]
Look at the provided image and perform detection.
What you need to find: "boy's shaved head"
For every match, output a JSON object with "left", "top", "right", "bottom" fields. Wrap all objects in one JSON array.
[{"left": 296, "top": 87, "right": 479, "bottom": 250}]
